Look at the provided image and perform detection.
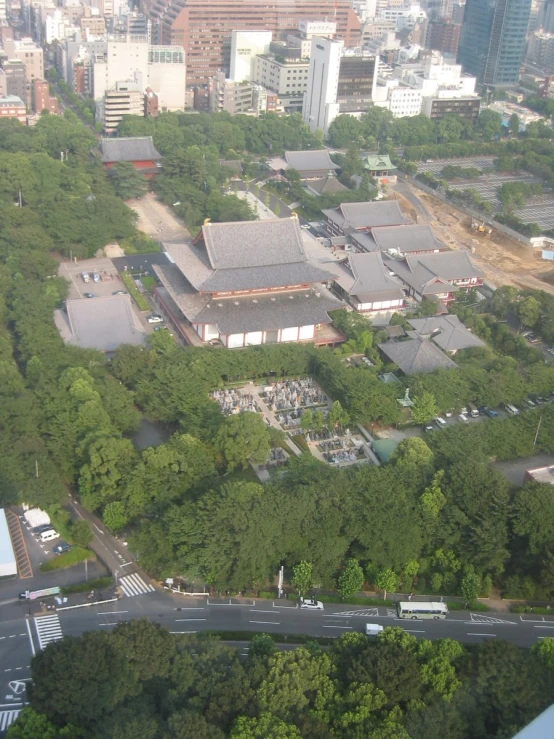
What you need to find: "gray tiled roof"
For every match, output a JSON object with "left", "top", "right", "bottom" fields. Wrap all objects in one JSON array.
[
  {"left": 285, "top": 150, "right": 339, "bottom": 173},
  {"left": 371, "top": 225, "right": 445, "bottom": 255},
  {"left": 378, "top": 336, "right": 458, "bottom": 374},
  {"left": 306, "top": 176, "right": 348, "bottom": 195},
  {"left": 200, "top": 263, "right": 336, "bottom": 293},
  {"left": 152, "top": 263, "right": 211, "bottom": 320},
  {"left": 322, "top": 200, "right": 410, "bottom": 230},
  {"left": 408, "top": 315, "right": 485, "bottom": 352},
  {"left": 96, "top": 136, "right": 162, "bottom": 163},
  {"left": 202, "top": 217, "right": 306, "bottom": 270},
  {"left": 193, "top": 287, "right": 343, "bottom": 335},
  {"left": 56, "top": 296, "right": 147, "bottom": 351},
  {"left": 384, "top": 251, "right": 482, "bottom": 296},
  {"left": 335, "top": 252, "right": 405, "bottom": 303}
]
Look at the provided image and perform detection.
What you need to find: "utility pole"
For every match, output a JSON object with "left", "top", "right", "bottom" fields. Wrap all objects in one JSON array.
[
  {"left": 35, "top": 460, "right": 39, "bottom": 479},
  {"left": 533, "top": 416, "right": 542, "bottom": 448}
]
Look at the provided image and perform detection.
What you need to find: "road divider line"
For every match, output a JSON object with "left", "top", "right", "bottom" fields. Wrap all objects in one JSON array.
[
  {"left": 403, "top": 629, "right": 425, "bottom": 633},
  {"left": 249, "top": 609, "right": 276, "bottom": 614},
  {"left": 174, "top": 607, "right": 205, "bottom": 611},
  {"left": 534, "top": 625, "right": 554, "bottom": 629},
  {"left": 249, "top": 620, "right": 280, "bottom": 625},
  {"left": 25, "top": 619, "right": 35, "bottom": 657},
  {"left": 99, "top": 623, "right": 118, "bottom": 626},
  {"left": 97, "top": 611, "right": 128, "bottom": 615},
  {"left": 175, "top": 618, "right": 207, "bottom": 622},
  {"left": 467, "top": 633, "right": 496, "bottom": 637},
  {"left": 322, "top": 625, "right": 352, "bottom": 630},
  {"left": 170, "top": 631, "right": 197, "bottom": 634}
]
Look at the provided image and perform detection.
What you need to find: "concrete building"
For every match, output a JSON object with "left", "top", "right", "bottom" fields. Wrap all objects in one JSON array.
[
  {"left": 421, "top": 94, "right": 480, "bottom": 121},
  {"left": 3, "top": 38, "right": 43, "bottom": 106},
  {"left": 229, "top": 30, "right": 272, "bottom": 82},
  {"left": 253, "top": 53, "right": 310, "bottom": 112},
  {"left": 147, "top": 45, "right": 186, "bottom": 112},
  {"left": 458, "top": 0, "right": 532, "bottom": 85},
  {"left": 102, "top": 81, "right": 145, "bottom": 133},
  {"left": 150, "top": 0, "right": 362, "bottom": 88},
  {"left": 32, "top": 79, "right": 58, "bottom": 113},
  {"left": 0, "top": 94, "right": 26, "bottom": 121},
  {"left": 426, "top": 18, "right": 461, "bottom": 56},
  {"left": 0, "top": 59, "right": 26, "bottom": 103},
  {"left": 286, "top": 19, "right": 337, "bottom": 58},
  {"left": 302, "top": 35, "right": 342, "bottom": 134},
  {"left": 336, "top": 51, "right": 378, "bottom": 113},
  {"left": 208, "top": 70, "right": 253, "bottom": 114},
  {"left": 527, "top": 32, "right": 554, "bottom": 74}
]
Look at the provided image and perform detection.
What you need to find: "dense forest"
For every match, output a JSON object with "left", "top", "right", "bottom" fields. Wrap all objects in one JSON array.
[{"left": 8, "top": 620, "right": 554, "bottom": 739}]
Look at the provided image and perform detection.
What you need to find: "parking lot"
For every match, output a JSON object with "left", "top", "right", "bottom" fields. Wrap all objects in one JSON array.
[{"left": 417, "top": 157, "right": 554, "bottom": 230}]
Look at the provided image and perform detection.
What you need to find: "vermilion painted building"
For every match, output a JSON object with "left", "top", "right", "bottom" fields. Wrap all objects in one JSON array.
[{"left": 94, "top": 136, "right": 162, "bottom": 178}]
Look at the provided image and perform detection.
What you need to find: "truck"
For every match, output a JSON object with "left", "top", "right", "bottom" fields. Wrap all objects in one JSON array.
[{"left": 468, "top": 403, "right": 480, "bottom": 418}]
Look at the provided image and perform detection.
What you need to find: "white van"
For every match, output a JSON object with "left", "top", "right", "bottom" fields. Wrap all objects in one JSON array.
[
  {"left": 39, "top": 529, "right": 59, "bottom": 543},
  {"left": 505, "top": 404, "right": 519, "bottom": 416},
  {"left": 434, "top": 417, "right": 447, "bottom": 429},
  {"left": 365, "top": 623, "right": 384, "bottom": 636}
]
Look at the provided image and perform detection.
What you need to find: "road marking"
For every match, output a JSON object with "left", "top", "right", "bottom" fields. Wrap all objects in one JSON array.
[
  {"left": 467, "top": 633, "right": 496, "bottom": 637},
  {"left": 249, "top": 620, "right": 280, "bottom": 625},
  {"left": 97, "top": 611, "right": 128, "bottom": 615},
  {"left": 8, "top": 635, "right": 15, "bottom": 639},
  {"left": 94, "top": 524, "right": 103, "bottom": 534},
  {"left": 534, "top": 625, "right": 554, "bottom": 629},
  {"left": 322, "top": 625, "right": 352, "bottom": 630},
  {"left": 118, "top": 572, "right": 156, "bottom": 598},
  {"left": 403, "top": 629, "right": 425, "bottom": 633},
  {"left": 34, "top": 615, "right": 63, "bottom": 650},
  {"left": 0, "top": 709, "right": 22, "bottom": 732},
  {"left": 249, "top": 609, "right": 275, "bottom": 614},
  {"left": 174, "top": 607, "right": 205, "bottom": 611},
  {"left": 175, "top": 618, "right": 206, "bottom": 622},
  {"left": 99, "top": 623, "right": 117, "bottom": 626},
  {"left": 170, "top": 631, "right": 197, "bottom": 634},
  {"left": 25, "top": 620, "right": 35, "bottom": 657}
]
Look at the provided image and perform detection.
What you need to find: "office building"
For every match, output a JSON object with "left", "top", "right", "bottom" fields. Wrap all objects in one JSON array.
[
  {"left": 253, "top": 53, "right": 310, "bottom": 112},
  {"left": 458, "top": 0, "right": 532, "bottom": 84},
  {"left": 426, "top": 19, "right": 462, "bottom": 56},
  {"left": 3, "top": 38, "right": 43, "bottom": 106},
  {"left": 32, "top": 79, "right": 58, "bottom": 113},
  {"left": 0, "top": 59, "right": 26, "bottom": 103},
  {"left": 302, "top": 36, "right": 342, "bottom": 134},
  {"left": 542, "top": 0, "right": 554, "bottom": 34},
  {"left": 0, "top": 94, "right": 26, "bottom": 121},
  {"left": 285, "top": 19, "right": 337, "bottom": 58},
  {"left": 527, "top": 32, "right": 554, "bottom": 73},
  {"left": 208, "top": 71, "right": 253, "bottom": 114},
  {"left": 150, "top": 0, "right": 361, "bottom": 88},
  {"left": 337, "top": 52, "right": 377, "bottom": 113},
  {"left": 147, "top": 45, "right": 186, "bottom": 111},
  {"left": 230, "top": 30, "right": 272, "bottom": 82},
  {"left": 101, "top": 82, "right": 145, "bottom": 133}
]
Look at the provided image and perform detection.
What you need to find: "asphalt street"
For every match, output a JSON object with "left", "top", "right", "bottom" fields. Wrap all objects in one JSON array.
[{"left": 1, "top": 591, "right": 553, "bottom": 734}]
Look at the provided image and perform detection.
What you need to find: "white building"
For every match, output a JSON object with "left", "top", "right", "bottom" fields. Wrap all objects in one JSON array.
[
  {"left": 230, "top": 30, "right": 272, "bottom": 82},
  {"left": 102, "top": 80, "right": 144, "bottom": 133},
  {"left": 286, "top": 19, "right": 337, "bottom": 58},
  {"left": 378, "top": 4, "right": 427, "bottom": 30},
  {"left": 302, "top": 36, "right": 342, "bottom": 135},
  {"left": 373, "top": 80, "right": 423, "bottom": 116},
  {"left": 92, "top": 35, "right": 185, "bottom": 111},
  {"left": 253, "top": 53, "right": 310, "bottom": 112}
]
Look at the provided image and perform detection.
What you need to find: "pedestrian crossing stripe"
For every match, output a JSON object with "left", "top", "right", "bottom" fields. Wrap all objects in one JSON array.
[
  {"left": 34, "top": 614, "right": 63, "bottom": 650},
  {"left": 0, "top": 708, "right": 21, "bottom": 732},
  {"left": 118, "top": 572, "right": 156, "bottom": 598}
]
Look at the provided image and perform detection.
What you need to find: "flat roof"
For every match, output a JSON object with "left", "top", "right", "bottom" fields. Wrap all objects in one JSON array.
[{"left": 526, "top": 466, "right": 554, "bottom": 485}]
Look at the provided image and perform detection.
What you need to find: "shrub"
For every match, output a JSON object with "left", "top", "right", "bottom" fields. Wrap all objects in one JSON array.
[
  {"left": 61, "top": 576, "right": 113, "bottom": 594},
  {"left": 40, "top": 547, "right": 94, "bottom": 572},
  {"left": 120, "top": 273, "right": 150, "bottom": 311}
]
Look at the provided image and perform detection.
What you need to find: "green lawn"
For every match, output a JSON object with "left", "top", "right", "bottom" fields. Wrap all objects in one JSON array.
[
  {"left": 40, "top": 547, "right": 94, "bottom": 573},
  {"left": 141, "top": 275, "right": 157, "bottom": 292}
]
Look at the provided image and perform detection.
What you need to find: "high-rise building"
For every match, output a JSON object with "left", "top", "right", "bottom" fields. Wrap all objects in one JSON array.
[
  {"left": 542, "top": 0, "right": 554, "bottom": 33},
  {"left": 3, "top": 38, "right": 44, "bottom": 106},
  {"left": 148, "top": 0, "right": 361, "bottom": 88},
  {"left": 458, "top": 0, "right": 532, "bottom": 84},
  {"left": 336, "top": 52, "right": 377, "bottom": 112},
  {"left": 102, "top": 81, "right": 145, "bottom": 133},
  {"left": 302, "top": 36, "right": 342, "bottom": 135},
  {"left": 32, "top": 78, "right": 59, "bottom": 113},
  {"left": 0, "top": 59, "right": 27, "bottom": 103}
]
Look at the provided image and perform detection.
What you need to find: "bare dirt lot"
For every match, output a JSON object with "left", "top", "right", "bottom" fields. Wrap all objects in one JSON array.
[
  {"left": 127, "top": 192, "right": 190, "bottom": 243},
  {"left": 395, "top": 181, "right": 554, "bottom": 296}
]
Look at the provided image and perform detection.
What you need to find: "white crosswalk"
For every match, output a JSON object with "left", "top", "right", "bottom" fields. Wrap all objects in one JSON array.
[
  {"left": 34, "top": 614, "right": 63, "bottom": 650},
  {"left": 118, "top": 572, "right": 155, "bottom": 598},
  {"left": 0, "top": 709, "right": 21, "bottom": 733}
]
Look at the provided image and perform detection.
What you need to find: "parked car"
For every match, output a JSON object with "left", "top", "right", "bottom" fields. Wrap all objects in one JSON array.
[
  {"left": 92, "top": 273, "right": 101, "bottom": 283},
  {"left": 424, "top": 425, "right": 435, "bottom": 433},
  {"left": 484, "top": 407, "right": 499, "bottom": 418},
  {"left": 147, "top": 314, "right": 164, "bottom": 324},
  {"left": 83, "top": 292, "right": 97, "bottom": 298},
  {"left": 459, "top": 414, "right": 469, "bottom": 423},
  {"left": 434, "top": 417, "right": 447, "bottom": 429},
  {"left": 112, "top": 290, "right": 128, "bottom": 296},
  {"left": 300, "top": 598, "right": 324, "bottom": 610},
  {"left": 53, "top": 541, "right": 71, "bottom": 555},
  {"left": 445, "top": 411, "right": 453, "bottom": 418},
  {"left": 33, "top": 523, "right": 54, "bottom": 534},
  {"left": 536, "top": 397, "right": 547, "bottom": 405},
  {"left": 81, "top": 272, "right": 90, "bottom": 283},
  {"left": 153, "top": 325, "right": 168, "bottom": 331},
  {"left": 460, "top": 407, "right": 468, "bottom": 416}
]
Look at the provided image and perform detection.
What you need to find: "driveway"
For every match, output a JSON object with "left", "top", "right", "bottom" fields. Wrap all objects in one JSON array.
[{"left": 127, "top": 192, "right": 189, "bottom": 243}]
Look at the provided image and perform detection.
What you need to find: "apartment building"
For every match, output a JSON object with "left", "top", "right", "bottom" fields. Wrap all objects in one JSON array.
[
  {"left": 102, "top": 81, "right": 145, "bottom": 133},
  {"left": 3, "top": 38, "right": 43, "bottom": 106},
  {"left": 0, "top": 94, "right": 26, "bottom": 121},
  {"left": 253, "top": 53, "right": 309, "bottom": 112}
]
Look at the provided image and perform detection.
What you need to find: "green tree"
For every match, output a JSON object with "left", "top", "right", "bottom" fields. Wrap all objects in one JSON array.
[
  {"left": 375, "top": 568, "right": 397, "bottom": 600},
  {"left": 411, "top": 391, "right": 438, "bottom": 425},
  {"left": 230, "top": 713, "right": 302, "bottom": 738},
  {"left": 71, "top": 519, "right": 93, "bottom": 548},
  {"left": 518, "top": 296, "right": 540, "bottom": 328},
  {"left": 460, "top": 570, "right": 480, "bottom": 607},
  {"left": 111, "top": 620, "right": 173, "bottom": 681},
  {"left": 108, "top": 161, "right": 148, "bottom": 200},
  {"left": 291, "top": 560, "right": 313, "bottom": 596},
  {"left": 476, "top": 109, "right": 502, "bottom": 141},
  {"left": 28, "top": 631, "right": 138, "bottom": 727},
  {"left": 532, "top": 637, "right": 554, "bottom": 670},
  {"left": 508, "top": 113, "right": 520, "bottom": 137},
  {"left": 216, "top": 412, "right": 270, "bottom": 471},
  {"left": 512, "top": 481, "right": 554, "bottom": 555},
  {"left": 103, "top": 501, "right": 128, "bottom": 532},
  {"left": 338, "top": 558, "right": 364, "bottom": 600}
]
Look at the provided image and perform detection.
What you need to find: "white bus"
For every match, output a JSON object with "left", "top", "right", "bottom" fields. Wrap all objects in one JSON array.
[{"left": 397, "top": 601, "right": 448, "bottom": 620}]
